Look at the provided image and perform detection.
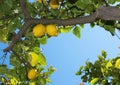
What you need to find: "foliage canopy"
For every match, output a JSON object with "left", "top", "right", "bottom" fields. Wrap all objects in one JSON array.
[{"left": 0, "top": 0, "right": 120, "bottom": 84}]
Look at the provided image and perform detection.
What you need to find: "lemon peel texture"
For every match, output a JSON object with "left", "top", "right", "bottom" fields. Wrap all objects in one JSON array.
[
  {"left": 50, "top": 0, "right": 59, "bottom": 9},
  {"left": 28, "top": 69, "right": 38, "bottom": 80},
  {"left": 46, "top": 24, "right": 58, "bottom": 36},
  {"left": 33, "top": 24, "right": 45, "bottom": 37}
]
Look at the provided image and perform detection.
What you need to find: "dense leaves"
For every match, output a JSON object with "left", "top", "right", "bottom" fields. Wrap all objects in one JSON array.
[{"left": 76, "top": 50, "right": 120, "bottom": 85}]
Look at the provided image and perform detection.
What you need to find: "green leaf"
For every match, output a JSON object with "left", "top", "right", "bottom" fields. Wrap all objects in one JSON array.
[
  {"left": 102, "top": 50, "right": 107, "bottom": 58},
  {"left": 0, "top": 65, "right": 7, "bottom": 74},
  {"left": 108, "top": 0, "right": 116, "bottom": 4},
  {"left": 117, "top": 0, "right": 120, "bottom": 1},
  {"left": 0, "top": 28, "right": 8, "bottom": 43},
  {"left": 90, "top": 78, "right": 99, "bottom": 84},
  {"left": 103, "top": 25, "right": 115, "bottom": 36},
  {"left": 10, "top": 54, "right": 21, "bottom": 67},
  {"left": 85, "top": 4, "right": 95, "bottom": 13},
  {"left": 40, "top": 78, "right": 46, "bottom": 85},
  {"left": 39, "top": 36, "right": 47, "bottom": 45},
  {"left": 45, "top": 66, "right": 56, "bottom": 77},
  {"left": 72, "top": 26, "right": 81, "bottom": 38},
  {"left": 116, "top": 23, "right": 120, "bottom": 28},
  {"left": 38, "top": 53, "right": 47, "bottom": 66},
  {"left": 59, "top": 26, "right": 72, "bottom": 33},
  {"left": 76, "top": 66, "right": 83, "bottom": 75},
  {"left": 75, "top": 71, "right": 82, "bottom": 75},
  {"left": 76, "top": 0, "right": 87, "bottom": 9},
  {"left": 90, "top": 23, "right": 95, "bottom": 28},
  {"left": 80, "top": 24, "right": 84, "bottom": 28},
  {"left": 32, "top": 47, "right": 40, "bottom": 53}
]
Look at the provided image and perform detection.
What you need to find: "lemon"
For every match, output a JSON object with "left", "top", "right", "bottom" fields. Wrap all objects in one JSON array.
[
  {"left": 29, "top": 52, "right": 47, "bottom": 66},
  {"left": 33, "top": 24, "right": 45, "bottom": 37},
  {"left": 28, "top": 69, "right": 38, "bottom": 80},
  {"left": 49, "top": 0, "right": 59, "bottom": 9},
  {"left": 29, "top": 52, "right": 40, "bottom": 67},
  {"left": 46, "top": 24, "right": 58, "bottom": 36},
  {"left": 38, "top": 0, "right": 46, "bottom": 4}
]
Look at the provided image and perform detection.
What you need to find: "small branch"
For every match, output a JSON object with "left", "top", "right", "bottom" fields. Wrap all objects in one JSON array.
[
  {"left": 11, "top": 50, "right": 30, "bottom": 76},
  {"left": 1, "top": 52, "right": 7, "bottom": 64},
  {"left": 19, "top": 0, "right": 31, "bottom": 18},
  {"left": 12, "top": 49, "right": 31, "bottom": 68},
  {"left": 3, "top": 22, "right": 30, "bottom": 52}
]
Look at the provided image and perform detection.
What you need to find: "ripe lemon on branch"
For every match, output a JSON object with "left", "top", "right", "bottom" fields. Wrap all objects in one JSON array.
[
  {"left": 49, "top": 0, "right": 59, "bottom": 9},
  {"left": 46, "top": 24, "right": 58, "bottom": 36},
  {"left": 32, "top": 24, "right": 45, "bottom": 37},
  {"left": 28, "top": 69, "right": 38, "bottom": 80}
]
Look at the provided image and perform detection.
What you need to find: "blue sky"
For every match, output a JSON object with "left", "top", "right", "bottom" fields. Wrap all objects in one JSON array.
[{"left": 41, "top": 24, "right": 120, "bottom": 85}]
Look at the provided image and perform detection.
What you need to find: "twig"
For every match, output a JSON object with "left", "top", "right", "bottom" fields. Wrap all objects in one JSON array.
[
  {"left": 1, "top": 52, "right": 7, "bottom": 64},
  {"left": 19, "top": 0, "right": 31, "bottom": 18},
  {"left": 11, "top": 49, "right": 32, "bottom": 75}
]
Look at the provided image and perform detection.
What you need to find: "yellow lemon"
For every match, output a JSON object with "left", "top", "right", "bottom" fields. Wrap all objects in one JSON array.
[
  {"left": 33, "top": 24, "right": 45, "bottom": 37},
  {"left": 28, "top": 69, "right": 38, "bottom": 80},
  {"left": 49, "top": 0, "right": 59, "bottom": 9},
  {"left": 38, "top": 0, "right": 46, "bottom": 4},
  {"left": 46, "top": 24, "right": 58, "bottom": 36},
  {"left": 29, "top": 52, "right": 40, "bottom": 67},
  {"left": 115, "top": 58, "right": 120, "bottom": 69}
]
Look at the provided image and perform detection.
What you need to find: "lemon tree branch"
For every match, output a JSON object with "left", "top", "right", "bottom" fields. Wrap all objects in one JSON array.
[{"left": 3, "top": 4, "right": 120, "bottom": 52}]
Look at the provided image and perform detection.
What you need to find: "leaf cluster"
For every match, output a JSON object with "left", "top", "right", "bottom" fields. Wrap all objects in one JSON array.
[{"left": 76, "top": 50, "right": 120, "bottom": 85}]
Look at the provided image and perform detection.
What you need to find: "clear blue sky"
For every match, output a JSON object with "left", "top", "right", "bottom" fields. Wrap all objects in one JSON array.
[{"left": 41, "top": 24, "right": 120, "bottom": 85}]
